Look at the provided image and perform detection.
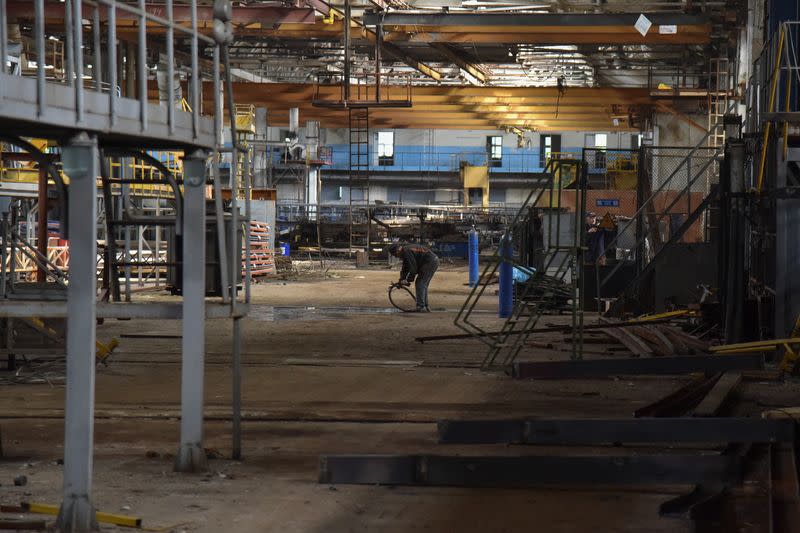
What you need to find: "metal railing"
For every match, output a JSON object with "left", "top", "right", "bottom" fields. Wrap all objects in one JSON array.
[
  {"left": 320, "top": 147, "right": 581, "bottom": 174},
  {"left": 312, "top": 70, "right": 413, "bottom": 106},
  {"left": 0, "top": 0, "right": 220, "bottom": 149}
]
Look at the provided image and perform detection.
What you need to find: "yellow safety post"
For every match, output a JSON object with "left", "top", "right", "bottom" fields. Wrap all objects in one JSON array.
[
  {"left": 784, "top": 52, "right": 793, "bottom": 160},
  {"left": 757, "top": 24, "right": 786, "bottom": 193}
]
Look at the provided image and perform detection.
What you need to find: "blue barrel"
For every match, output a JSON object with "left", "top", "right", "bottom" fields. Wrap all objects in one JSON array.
[
  {"left": 468, "top": 229, "right": 479, "bottom": 287},
  {"left": 498, "top": 233, "right": 514, "bottom": 318},
  {"left": 279, "top": 242, "right": 290, "bottom": 256}
]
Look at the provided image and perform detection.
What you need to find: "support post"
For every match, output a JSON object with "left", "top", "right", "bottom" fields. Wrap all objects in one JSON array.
[
  {"left": 232, "top": 316, "right": 242, "bottom": 460},
  {"left": 175, "top": 150, "right": 209, "bottom": 473},
  {"left": 37, "top": 166, "right": 48, "bottom": 283},
  {"left": 468, "top": 228, "right": 479, "bottom": 287},
  {"left": 498, "top": 232, "right": 513, "bottom": 318},
  {"left": 56, "top": 133, "right": 99, "bottom": 533},
  {"left": 343, "top": 0, "right": 351, "bottom": 101}
]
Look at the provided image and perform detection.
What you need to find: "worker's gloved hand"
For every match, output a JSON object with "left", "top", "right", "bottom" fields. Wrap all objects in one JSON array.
[{"left": 400, "top": 279, "right": 411, "bottom": 287}]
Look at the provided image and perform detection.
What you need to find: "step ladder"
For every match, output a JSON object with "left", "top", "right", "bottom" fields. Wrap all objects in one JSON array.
[{"left": 708, "top": 57, "right": 731, "bottom": 149}]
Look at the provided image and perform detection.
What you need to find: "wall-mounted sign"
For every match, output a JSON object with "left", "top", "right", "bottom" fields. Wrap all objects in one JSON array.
[
  {"left": 596, "top": 199, "right": 620, "bottom": 207},
  {"left": 635, "top": 14, "right": 652, "bottom": 36}
]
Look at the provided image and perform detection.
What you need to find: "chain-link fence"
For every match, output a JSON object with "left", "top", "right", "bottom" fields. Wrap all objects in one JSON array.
[
  {"left": 644, "top": 146, "right": 719, "bottom": 247},
  {"left": 581, "top": 148, "right": 639, "bottom": 268},
  {"left": 581, "top": 145, "right": 722, "bottom": 311}
]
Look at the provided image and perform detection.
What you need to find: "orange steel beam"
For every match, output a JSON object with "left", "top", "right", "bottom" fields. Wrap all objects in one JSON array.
[{"left": 387, "top": 30, "right": 710, "bottom": 45}]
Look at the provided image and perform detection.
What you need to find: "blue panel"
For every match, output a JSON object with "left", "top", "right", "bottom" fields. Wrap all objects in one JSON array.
[
  {"left": 320, "top": 144, "right": 584, "bottom": 174},
  {"left": 436, "top": 242, "right": 469, "bottom": 258}
]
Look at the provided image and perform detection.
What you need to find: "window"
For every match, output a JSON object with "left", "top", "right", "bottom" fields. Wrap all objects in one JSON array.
[
  {"left": 377, "top": 131, "right": 394, "bottom": 166},
  {"left": 487, "top": 136, "right": 502, "bottom": 167},
  {"left": 539, "top": 134, "right": 561, "bottom": 168},
  {"left": 594, "top": 133, "right": 608, "bottom": 169}
]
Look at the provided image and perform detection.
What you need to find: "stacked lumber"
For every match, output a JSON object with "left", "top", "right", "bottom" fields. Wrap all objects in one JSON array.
[{"left": 246, "top": 221, "right": 276, "bottom": 277}]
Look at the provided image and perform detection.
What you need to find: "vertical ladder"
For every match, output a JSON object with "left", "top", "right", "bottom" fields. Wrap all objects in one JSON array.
[
  {"left": 349, "top": 107, "right": 370, "bottom": 253},
  {"left": 708, "top": 57, "right": 730, "bottom": 149}
]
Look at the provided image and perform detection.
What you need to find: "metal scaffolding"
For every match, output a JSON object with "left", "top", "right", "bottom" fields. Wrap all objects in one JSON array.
[{"left": 0, "top": 1, "right": 248, "bottom": 531}]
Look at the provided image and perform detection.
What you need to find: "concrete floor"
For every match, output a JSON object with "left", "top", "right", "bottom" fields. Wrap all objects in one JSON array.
[{"left": 0, "top": 265, "right": 797, "bottom": 532}]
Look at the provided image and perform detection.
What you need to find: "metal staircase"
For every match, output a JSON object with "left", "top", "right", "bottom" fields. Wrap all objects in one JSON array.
[
  {"left": 454, "top": 158, "right": 584, "bottom": 369},
  {"left": 599, "top": 134, "right": 727, "bottom": 317},
  {"left": 348, "top": 107, "right": 370, "bottom": 253}
]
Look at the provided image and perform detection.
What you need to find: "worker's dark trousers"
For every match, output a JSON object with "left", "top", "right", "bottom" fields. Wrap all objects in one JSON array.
[{"left": 415, "top": 256, "right": 439, "bottom": 310}]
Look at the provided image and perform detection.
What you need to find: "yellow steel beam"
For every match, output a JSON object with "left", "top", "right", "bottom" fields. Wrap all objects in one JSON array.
[
  {"left": 218, "top": 82, "right": 653, "bottom": 104},
  {"left": 710, "top": 338, "right": 800, "bottom": 352},
  {"left": 23, "top": 503, "right": 142, "bottom": 529}
]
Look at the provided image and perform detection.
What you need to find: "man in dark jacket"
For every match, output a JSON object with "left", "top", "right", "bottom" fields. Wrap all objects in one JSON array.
[{"left": 388, "top": 243, "right": 439, "bottom": 312}]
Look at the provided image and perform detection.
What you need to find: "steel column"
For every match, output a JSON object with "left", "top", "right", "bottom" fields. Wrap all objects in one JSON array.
[
  {"left": 0, "top": 0, "right": 7, "bottom": 77},
  {"left": 343, "top": 0, "right": 350, "bottom": 101},
  {"left": 56, "top": 133, "right": 99, "bottom": 533},
  {"left": 174, "top": 150, "right": 209, "bottom": 473},
  {"left": 36, "top": 166, "right": 48, "bottom": 283}
]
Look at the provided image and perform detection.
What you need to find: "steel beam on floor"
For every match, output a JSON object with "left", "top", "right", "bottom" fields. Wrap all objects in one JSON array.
[
  {"left": 690, "top": 372, "right": 742, "bottom": 417},
  {"left": 56, "top": 133, "right": 99, "bottom": 532},
  {"left": 635, "top": 374, "right": 721, "bottom": 418},
  {"left": 512, "top": 355, "right": 764, "bottom": 379},
  {"left": 0, "top": 301, "right": 246, "bottom": 319},
  {"left": 174, "top": 151, "right": 209, "bottom": 473},
  {"left": 319, "top": 454, "right": 741, "bottom": 487},
  {"left": 436, "top": 418, "right": 796, "bottom": 445}
]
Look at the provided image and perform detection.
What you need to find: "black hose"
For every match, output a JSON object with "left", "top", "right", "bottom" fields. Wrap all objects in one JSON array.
[{"left": 388, "top": 282, "right": 416, "bottom": 313}]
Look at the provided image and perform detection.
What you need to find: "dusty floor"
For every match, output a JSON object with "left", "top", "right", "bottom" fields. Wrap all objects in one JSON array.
[{"left": 0, "top": 263, "right": 798, "bottom": 532}]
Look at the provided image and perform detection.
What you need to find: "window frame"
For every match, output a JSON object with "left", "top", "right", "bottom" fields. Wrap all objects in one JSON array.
[
  {"left": 487, "top": 135, "right": 503, "bottom": 167},
  {"left": 377, "top": 131, "right": 395, "bottom": 166}
]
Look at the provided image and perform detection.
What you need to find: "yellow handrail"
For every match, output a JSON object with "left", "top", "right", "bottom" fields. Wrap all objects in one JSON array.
[{"left": 756, "top": 24, "right": 786, "bottom": 193}]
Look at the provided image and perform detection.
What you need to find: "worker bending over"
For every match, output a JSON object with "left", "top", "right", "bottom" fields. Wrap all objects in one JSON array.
[{"left": 388, "top": 243, "right": 439, "bottom": 312}]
